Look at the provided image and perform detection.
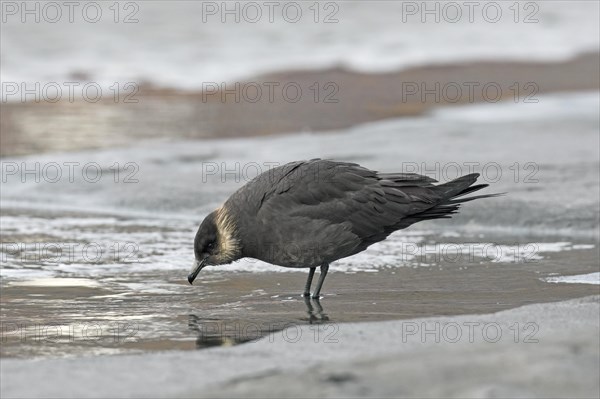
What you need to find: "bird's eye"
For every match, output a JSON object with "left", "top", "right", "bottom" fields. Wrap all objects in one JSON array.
[{"left": 207, "top": 242, "right": 215, "bottom": 251}]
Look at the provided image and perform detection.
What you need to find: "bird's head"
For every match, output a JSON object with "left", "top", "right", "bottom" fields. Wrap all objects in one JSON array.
[{"left": 188, "top": 207, "right": 241, "bottom": 284}]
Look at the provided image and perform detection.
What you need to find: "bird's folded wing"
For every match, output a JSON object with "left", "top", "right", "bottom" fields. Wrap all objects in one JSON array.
[{"left": 256, "top": 160, "right": 442, "bottom": 243}]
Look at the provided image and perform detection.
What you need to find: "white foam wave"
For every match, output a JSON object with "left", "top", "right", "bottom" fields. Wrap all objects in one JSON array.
[{"left": 543, "top": 272, "right": 600, "bottom": 285}]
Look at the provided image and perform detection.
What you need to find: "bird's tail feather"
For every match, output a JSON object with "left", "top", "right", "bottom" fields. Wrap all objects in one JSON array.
[
  {"left": 398, "top": 173, "right": 503, "bottom": 226},
  {"left": 438, "top": 173, "right": 503, "bottom": 203}
]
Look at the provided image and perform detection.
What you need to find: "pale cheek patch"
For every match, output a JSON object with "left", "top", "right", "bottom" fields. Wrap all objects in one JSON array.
[{"left": 215, "top": 206, "right": 242, "bottom": 263}]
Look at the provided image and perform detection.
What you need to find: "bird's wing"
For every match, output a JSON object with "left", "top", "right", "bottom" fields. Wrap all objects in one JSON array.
[{"left": 256, "top": 160, "right": 442, "bottom": 247}]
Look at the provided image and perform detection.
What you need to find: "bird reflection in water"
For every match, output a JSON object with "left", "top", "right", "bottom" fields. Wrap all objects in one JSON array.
[
  {"left": 187, "top": 314, "right": 267, "bottom": 349},
  {"left": 188, "top": 297, "right": 331, "bottom": 349},
  {"left": 303, "top": 296, "right": 330, "bottom": 324}
]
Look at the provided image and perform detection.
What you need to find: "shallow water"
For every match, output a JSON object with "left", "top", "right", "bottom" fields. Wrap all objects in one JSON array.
[
  {"left": 1, "top": 215, "right": 598, "bottom": 359},
  {"left": 1, "top": 93, "right": 599, "bottom": 358}
]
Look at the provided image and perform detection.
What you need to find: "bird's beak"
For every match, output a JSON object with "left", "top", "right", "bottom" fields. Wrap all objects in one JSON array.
[{"left": 188, "top": 258, "right": 207, "bottom": 285}]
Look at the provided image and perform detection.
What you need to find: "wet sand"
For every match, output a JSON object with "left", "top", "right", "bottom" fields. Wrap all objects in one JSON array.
[{"left": 1, "top": 53, "right": 598, "bottom": 157}]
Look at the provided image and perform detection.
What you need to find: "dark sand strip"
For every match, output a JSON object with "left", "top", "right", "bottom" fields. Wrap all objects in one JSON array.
[{"left": 1, "top": 53, "right": 598, "bottom": 156}]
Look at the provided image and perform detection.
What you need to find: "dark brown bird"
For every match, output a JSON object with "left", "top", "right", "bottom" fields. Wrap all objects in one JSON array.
[{"left": 188, "top": 159, "right": 499, "bottom": 298}]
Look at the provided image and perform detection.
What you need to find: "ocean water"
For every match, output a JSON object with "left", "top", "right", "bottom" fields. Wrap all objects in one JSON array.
[{"left": 1, "top": 1, "right": 599, "bottom": 89}]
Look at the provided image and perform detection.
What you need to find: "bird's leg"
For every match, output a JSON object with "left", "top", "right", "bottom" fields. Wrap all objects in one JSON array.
[
  {"left": 312, "top": 263, "right": 329, "bottom": 299},
  {"left": 303, "top": 267, "right": 316, "bottom": 297}
]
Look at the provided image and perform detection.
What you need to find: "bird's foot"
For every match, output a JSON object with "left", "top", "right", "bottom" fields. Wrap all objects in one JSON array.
[
  {"left": 311, "top": 294, "right": 322, "bottom": 299},
  {"left": 302, "top": 292, "right": 311, "bottom": 297}
]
